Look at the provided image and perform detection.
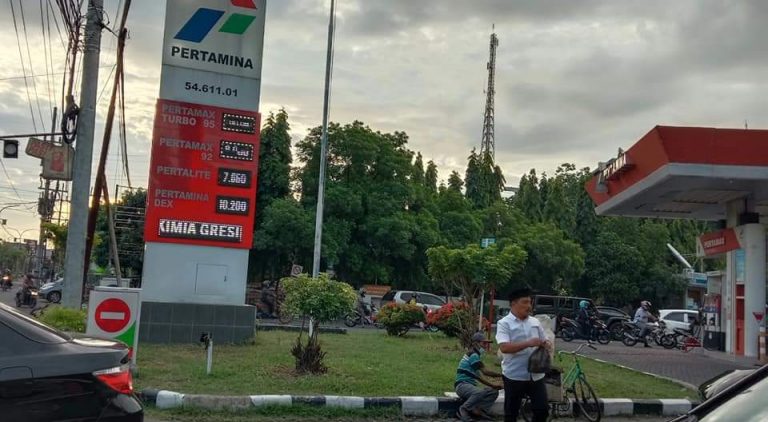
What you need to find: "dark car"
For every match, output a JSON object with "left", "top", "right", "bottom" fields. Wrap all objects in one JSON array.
[
  {"left": 595, "top": 306, "right": 632, "bottom": 340},
  {"left": 670, "top": 363, "right": 768, "bottom": 422},
  {"left": 0, "top": 303, "right": 143, "bottom": 421}
]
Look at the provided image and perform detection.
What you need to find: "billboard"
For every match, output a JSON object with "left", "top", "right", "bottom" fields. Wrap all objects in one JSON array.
[{"left": 144, "top": 99, "right": 260, "bottom": 249}]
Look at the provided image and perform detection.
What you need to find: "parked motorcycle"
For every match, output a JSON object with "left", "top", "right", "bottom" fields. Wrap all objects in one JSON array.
[
  {"left": 15, "top": 287, "right": 38, "bottom": 308},
  {"left": 561, "top": 317, "right": 611, "bottom": 344},
  {"left": 344, "top": 304, "right": 383, "bottom": 328}
]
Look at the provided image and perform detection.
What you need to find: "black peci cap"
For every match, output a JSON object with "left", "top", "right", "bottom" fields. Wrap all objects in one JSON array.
[{"left": 508, "top": 288, "right": 534, "bottom": 302}]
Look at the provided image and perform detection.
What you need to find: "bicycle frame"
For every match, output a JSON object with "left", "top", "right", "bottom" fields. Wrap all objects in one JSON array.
[{"left": 558, "top": 342, "right": 591, "bottom": 389}]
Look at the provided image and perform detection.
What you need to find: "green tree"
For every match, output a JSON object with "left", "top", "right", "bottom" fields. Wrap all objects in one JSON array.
[
  {"left": 513, "top": 169, "right": 542, "bottom": 222},
  {"left": 426, "top": 243, "right": 526, "bottom": 346},
  {"left": 516, "top": 223, "right": 585, "bottom": 294},
  {"left": 447, "top": 171, "right": 464, "bottom": 193},
  {"left": 412, "top": 152, "right": 425, "bottom": 185},
  {"left": 425, "top": 160, "right": 438, "bottom": 193},
  {"left": 281, "top": 273, "right": 356, "bottom": 374},
  {"left": 0, "top": 241, "right": 28, "bottom": 274},
  {"left": 92, "top": 189, "right": 145, "bottom": 277},
  {"left": 257, "top": 109, "right": 293, "bottom": 217},
  {"left": 252, "top": 198, "right": 314, "bottom": 280}
]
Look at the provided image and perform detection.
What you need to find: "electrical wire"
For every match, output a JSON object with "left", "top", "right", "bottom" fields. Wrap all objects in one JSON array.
[
  {"left": 0, "top": 159, "right": 36, "bottom": 212},
  {"left": 41, "top": 0, "right": 58, "bottom": 120},
  {"left": 47, "top": 0, "right": 66, "bottom": 49},
  {"left": 9, "top": 0, "right": 39, "bottom": 132},
  {"left": 19, "top": 0, "right": 49, "bottom": 128}
]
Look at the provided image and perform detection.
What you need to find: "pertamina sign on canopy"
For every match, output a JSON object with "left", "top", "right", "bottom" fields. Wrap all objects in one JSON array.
[{"left": 697, "top": 229, "right": 741, "bottom": 257}]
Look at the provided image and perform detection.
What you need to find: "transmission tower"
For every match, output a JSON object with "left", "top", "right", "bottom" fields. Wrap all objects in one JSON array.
[{"left": 480, "top": 28, "right": 499, "bottom": 159}]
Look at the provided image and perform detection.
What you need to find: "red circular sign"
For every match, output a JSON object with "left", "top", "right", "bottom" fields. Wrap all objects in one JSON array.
[{"left": 95, "top": 298, "right": 131, "bottom": 333}]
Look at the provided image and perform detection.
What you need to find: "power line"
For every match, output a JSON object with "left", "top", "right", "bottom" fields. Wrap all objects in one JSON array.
[
  {"left": 19, "top": 0, "right": 50, "bottom": 127},
  {"left": 41, "top": 0, "right": 57, "bottom": 119},
  {"left": 9, "top": 0, "right": 39, "bottom": 132},
  {"left": 0, "top": 66, "right": 115, "bottom": 82},
  {"left": 0, "top": 159, "right": 36, "bottom": 211}
]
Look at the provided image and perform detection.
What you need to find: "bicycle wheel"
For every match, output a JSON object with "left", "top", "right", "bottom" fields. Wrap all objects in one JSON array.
[{"left": 573, "top": 376, "right": 601, "bottom": 422}]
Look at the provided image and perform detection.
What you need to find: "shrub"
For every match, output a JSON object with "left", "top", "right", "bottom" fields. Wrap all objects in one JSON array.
[
  {"left": 376, "top": 303, "right": 425, "bottom": 336},
  {"left": 427, "top": 302, "right": 472, "bottom": 338},
  {"left": 427, "top": 302, "right": 490, "bottom": 346},
  {"left": 38, "top": 307, "right": 87, "bottom": 333}
]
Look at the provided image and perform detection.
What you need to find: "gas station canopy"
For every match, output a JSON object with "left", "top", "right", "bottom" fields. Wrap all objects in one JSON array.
[{"left": 586, "top": 126, "right": 768, "bottom": 220}]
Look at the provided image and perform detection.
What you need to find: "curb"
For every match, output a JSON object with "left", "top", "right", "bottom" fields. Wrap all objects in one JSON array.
[
  {"left": 256, "top": 323, "right": 348, "bottom": 335},
  {"left": 140, "top": 389, "right": 699, "bottom": 417},
  {"left": 587, "top": 356, "right": 699, "bottom": 391}
]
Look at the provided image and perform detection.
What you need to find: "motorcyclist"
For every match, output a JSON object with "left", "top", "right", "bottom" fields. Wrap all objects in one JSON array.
[
  {"left": 575, "top": 300, "right": 594, "bottom": 338},
  {"left": 357, "top": 288, "right": 372, "bottom": 323},
  {"left": 633, "top": 300, "right": 657, "bottom": 348},
  {"left": 2, "top": 269, "right": 12, "bottom": 289},
  {"left": 260, "top": 280, "right": 276, "bottom": 317},
  {"left": 17, "top": 274, "right": 34, "bottom": 305}
]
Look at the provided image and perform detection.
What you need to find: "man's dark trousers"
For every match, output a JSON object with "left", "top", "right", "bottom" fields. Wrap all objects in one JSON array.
[{"left": 502, "top": 376, "right": 548, "bottom": 422}]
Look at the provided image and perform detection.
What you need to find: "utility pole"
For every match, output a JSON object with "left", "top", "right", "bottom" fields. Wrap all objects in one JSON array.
[
  {"left": 311, "top": 0, "right": 336, "bottom": 279},
  {"left": 62, "top": 0, "right": 103, "bottom": 309},
  {"left": 36, "top": 108, "right": 58, "bottom": 283}
]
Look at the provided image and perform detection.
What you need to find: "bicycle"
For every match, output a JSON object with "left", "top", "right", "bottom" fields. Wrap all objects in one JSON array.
[{"left": 522, "top": 342, "right": 601, "bottom": 422}]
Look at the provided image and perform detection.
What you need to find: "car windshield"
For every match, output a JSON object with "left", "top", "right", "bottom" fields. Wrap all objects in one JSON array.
[{"left": 701, "top": 375, "right": 768, "bottom": 421}]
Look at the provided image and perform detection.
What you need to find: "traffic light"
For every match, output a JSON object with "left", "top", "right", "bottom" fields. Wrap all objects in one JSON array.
[{"left": 3, "top": 140, "right": 18, "bottom": 158}]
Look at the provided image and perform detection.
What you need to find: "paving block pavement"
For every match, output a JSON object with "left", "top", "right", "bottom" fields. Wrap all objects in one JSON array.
[{"left": 556, "top": 339, "right": 758, "bottom": 386}]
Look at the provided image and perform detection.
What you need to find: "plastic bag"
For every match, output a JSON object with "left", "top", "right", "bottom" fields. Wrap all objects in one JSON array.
[{"left": 528, "top": 345, "right": 551, "bottom": 373}]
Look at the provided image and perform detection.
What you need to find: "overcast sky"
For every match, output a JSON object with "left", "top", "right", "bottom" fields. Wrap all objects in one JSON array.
[{"left": 0, "top": 0, "right": 767, "bottom": 237}]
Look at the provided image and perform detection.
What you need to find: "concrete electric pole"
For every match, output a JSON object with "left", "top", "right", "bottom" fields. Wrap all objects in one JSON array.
[{"left": 62, "top": 0, "right": 103, "bottom": 309}]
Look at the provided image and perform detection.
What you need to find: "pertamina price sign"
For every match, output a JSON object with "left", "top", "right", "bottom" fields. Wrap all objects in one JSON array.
[{"left": 144, "top": 99, "right": 261, "bottom": 249}]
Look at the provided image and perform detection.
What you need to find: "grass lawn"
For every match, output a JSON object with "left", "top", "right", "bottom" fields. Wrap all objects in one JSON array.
[{"left": 136, "top": 329, "right": 696, "bottom": 399}]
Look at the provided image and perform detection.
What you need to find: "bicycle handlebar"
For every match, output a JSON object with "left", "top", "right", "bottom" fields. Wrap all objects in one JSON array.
[{"left": 559, "top": 341, "right": 597, "bottom": 356}]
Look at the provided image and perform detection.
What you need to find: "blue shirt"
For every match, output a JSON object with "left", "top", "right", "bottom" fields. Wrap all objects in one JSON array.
[
  {"left": 455, "top": 351, "right": 483, "bottom": 386},
  {"left": 634, "top": 308, "right": 651, "bottom": 324},
  {"left": 495, "top": 313, "right": 546, "bottom": 381}
]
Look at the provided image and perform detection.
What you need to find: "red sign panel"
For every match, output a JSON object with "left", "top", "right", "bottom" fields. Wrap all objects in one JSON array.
[
  {"left": 697, "top": 229, "right": 741, "bottom": 257},
  {"left": 144, "top": 99, "right": 261, "bottom": 249},
  {"left": 95, "top": 298, "right": 131, "bottom": 333}
]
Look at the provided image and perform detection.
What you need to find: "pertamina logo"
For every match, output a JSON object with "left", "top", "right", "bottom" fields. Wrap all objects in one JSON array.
[{"left": 171, "top": 0, "right": 259, "bottom": 70}]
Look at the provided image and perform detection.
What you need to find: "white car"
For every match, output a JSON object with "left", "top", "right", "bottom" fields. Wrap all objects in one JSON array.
[
  {"left": 380, "top": 290, "right": 447, "bottom": 312},
  {"left": 659, "top": 309, "right": 699, "bottom": 333}
]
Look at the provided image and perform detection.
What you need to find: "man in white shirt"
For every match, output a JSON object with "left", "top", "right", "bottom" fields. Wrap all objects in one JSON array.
[{"left": 495, "top": 288, "right": 551, "bottom": 422}]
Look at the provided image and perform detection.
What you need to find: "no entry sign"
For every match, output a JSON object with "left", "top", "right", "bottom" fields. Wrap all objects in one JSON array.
[
  {"left": 95, "top": 298, "right": 131, "bottom": 333},
  {"left": 87, "top": 287, "right": 141, "bottom": 365}
]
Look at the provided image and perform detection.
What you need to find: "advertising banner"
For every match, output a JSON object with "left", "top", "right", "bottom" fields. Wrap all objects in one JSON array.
[{"left": 143, "top": 99, "right": 261, "bottom": 249}]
